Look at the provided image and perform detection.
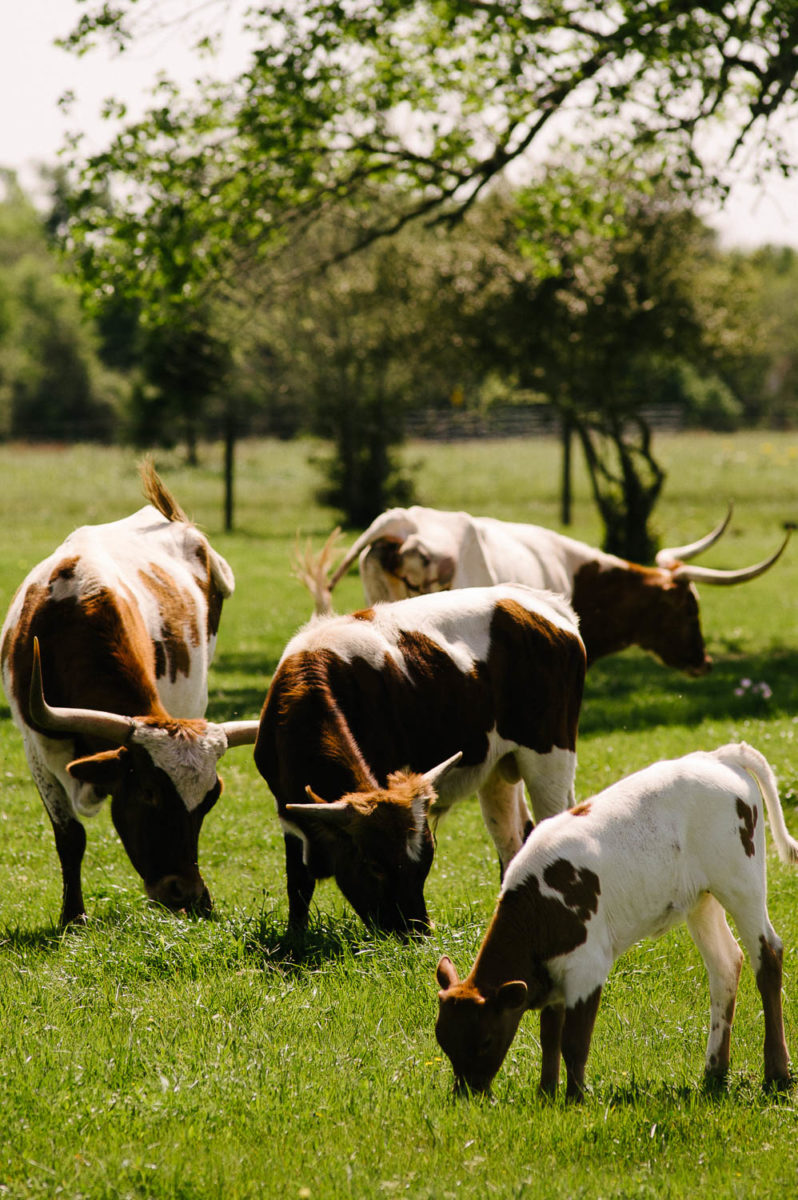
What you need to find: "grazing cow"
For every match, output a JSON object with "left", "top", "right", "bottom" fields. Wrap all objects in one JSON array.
[
  {"left": 301, "top": 505, "right": 789, "bottom": 673},
  {"left": 0, "top": 464, "right": 260, "bottom": 926},
  {"left": 435, "top": 743, "right": 796, "bottom": 1098},
  {"left": 254, "top": 584, "right": 585, "bottom": 935}
]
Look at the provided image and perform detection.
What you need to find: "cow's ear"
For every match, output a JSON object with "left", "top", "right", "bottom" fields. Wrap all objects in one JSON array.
[
  {"left": 67, "top": 747, "right": 127, "bottom": 790},
  {"left": 496, "top": 980, "right": 528, "bottom": 1013},
  {"left": 437, "top": 955, "right": 460, "bottom": 990}
]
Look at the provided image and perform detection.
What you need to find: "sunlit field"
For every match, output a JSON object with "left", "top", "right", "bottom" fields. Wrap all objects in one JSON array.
[{"left": 1, "top": 432, "right": 797, "bottom": 1199}]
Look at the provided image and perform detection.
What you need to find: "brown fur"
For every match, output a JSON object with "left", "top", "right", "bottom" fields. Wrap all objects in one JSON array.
[
  {"left": 138, "top": 564, "right": 200, "bottom": 684},
  {"left": 572, "top": 562, "right": 707, "bottom": 672},
  {"left": 736, "top": 796, "right": 759, "bottom": 858},
  {"left": 472, "top": 868, "right": 598, "bottom": 994},
  {"left": 48, "top": 556, "right": 80, "bottom": 585},
  {"left": 191, "top": 541, "right": 224, "bottom": 637},
  {"left": 8, "top": 586, "right": 163, "bottom": 726},
  {"left": 756, "top": 934, "right": 791, "bottom": 1084}
]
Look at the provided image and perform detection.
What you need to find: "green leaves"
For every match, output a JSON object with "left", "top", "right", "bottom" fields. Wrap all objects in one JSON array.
[{"left": 60, "top": 0, "right": 798, "bottom": 306}]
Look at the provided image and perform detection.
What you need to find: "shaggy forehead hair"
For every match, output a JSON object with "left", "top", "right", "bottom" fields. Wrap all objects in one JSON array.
[{"left": 131, "top": 722, "right": 228, "bottom": 811}]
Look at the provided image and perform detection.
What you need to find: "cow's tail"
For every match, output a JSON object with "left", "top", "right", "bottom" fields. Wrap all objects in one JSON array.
[
  {"left": 139, "top": 457, "right": 190, "bottom": 524},
  {"left": 327, "top": 509, "right": 414, "bottom": 590},
  {"left": 292, "top": 527, "right": 343, "bottom": 616},
  {"left": 730, "top": 742, "right": 798, "bottom": 864}
]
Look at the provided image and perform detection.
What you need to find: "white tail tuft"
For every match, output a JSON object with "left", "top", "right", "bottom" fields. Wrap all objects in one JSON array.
[
  {"left": 726, "top": 742, "right": 798, "bottom": 864},
  {"left": 291, "top": 527, "right": 344, "bottom": 616}
]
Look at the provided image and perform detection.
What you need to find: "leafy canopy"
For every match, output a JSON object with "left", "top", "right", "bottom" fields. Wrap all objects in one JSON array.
[{"left": 61, "top": 0, "right": 798, "bottom": 313}]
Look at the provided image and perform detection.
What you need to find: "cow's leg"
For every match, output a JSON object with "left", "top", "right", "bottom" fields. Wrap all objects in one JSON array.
[
  {"left": 46, "top": 810, "right": 87, "bottom": 927},
  {"left": 31, "top": 764, "right": 88, "bottom": 927},
  {"left": 284, "top": 833, "right": 317, "bottom": 934},
  {"left": 560, "top": 986, "right": 602, "bottom": 1102},
  {"left": 753, "top": 932, "right": 792, "bottom": 1088},
  {"left": 686, "top": 892, "right": 743, "bottom": 1084},
  {"left": 477, "top": 768, "right": 529, "bottom": 877},
  {"left": 516, "top": 746, "right": 577, "bottom": 825},
  {"left": 716, "top": 882, "right": 791, "bottom": 1087},
  {"left": 539, "top": 1003, "right": 565, "bottom": 1097}
]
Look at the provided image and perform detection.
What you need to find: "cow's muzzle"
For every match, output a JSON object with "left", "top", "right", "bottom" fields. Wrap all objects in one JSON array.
[{"left": 147, "top": 873, "right": 212, "bottom": 916}]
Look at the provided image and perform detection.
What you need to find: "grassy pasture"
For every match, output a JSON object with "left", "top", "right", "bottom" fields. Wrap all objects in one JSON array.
[{"left": 0, "top": 432, "right": 797, "bottom": 1198}]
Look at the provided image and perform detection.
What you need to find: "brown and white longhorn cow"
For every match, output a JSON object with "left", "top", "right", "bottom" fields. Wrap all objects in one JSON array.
[
  {"left": 0, "top": 464, "right": 259, "bottom": 926},
  {"left": 302, "top": 505, "right": 789, "bottom": 674},
  {"left": 254, "top": 584, "right": 585, "bottom": 936}
]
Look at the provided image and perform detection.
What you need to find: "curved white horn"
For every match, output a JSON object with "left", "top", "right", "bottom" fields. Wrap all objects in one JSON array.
[
  {"left": 655, "top": 504, "right": 733, "bottom": 568},
  {"left": 220, "top": 720, "right": 261, "bottom": 748},
  {"left": 671, "top": 530, "right": 791, "bottom": 585},
  {"left": 328, "top": 510, "right": 416, "bottom": 589},
  {"left": 29, "top": 638, "right": 135, "bottom": 743},
  {"left": 421, "top": 751, "right": 463, "bottom": 788}
]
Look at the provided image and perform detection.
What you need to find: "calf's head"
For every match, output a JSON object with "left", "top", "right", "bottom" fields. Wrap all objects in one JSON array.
[
  {"left": 284, "top": 753, "right": 461, "bottom": 936},
  {"left": 435, "top": 956, "right": 528, "bottom": 1094},
  {"left": 29, "top": 639, "right": 259, "bottom": 912}
]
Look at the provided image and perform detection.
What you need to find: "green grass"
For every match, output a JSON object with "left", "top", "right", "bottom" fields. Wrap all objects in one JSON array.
[{"left": 1, "top": 433, "right": 798, "bottom": 1198}]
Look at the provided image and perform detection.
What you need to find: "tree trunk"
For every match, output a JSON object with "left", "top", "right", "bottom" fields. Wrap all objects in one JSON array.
[
  {"left": 223, "top": 415, "right": 235, "bottom": 532},
  {"left": 573, "top": 412, "right": 665, "bottom": 562},
  {"left": 560, "top": 413, "right": 572, "bottom": 526}
]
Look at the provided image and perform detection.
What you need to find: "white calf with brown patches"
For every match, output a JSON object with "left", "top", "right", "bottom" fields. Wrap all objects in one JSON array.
[
  {"left": 254, "top": 584, "right": 585, "bottom": 936},
  {"left": 304, "top": 505, "right": 789, "bottom": 674},
  {"left": 436, "top": 743, "right": 796, "bottom": 1098},
  {"left": 0, "top": 464, "right": 259, "bottom": 926}
]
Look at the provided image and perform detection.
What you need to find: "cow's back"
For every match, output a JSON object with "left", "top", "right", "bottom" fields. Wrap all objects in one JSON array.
[
  {"left": 260, "top": 586, "right": 584, "bottom": 809},
  {"left": 1, "top": 505, "right": 234, "bottom": 724}
]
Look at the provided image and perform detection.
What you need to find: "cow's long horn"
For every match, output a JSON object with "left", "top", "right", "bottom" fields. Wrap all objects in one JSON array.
[
  {"left": 29, "top": 638, "right": 135, "bottom": 743},
  {"left": 328, "top": 510, "right": 415, "bottom": 589},
  {"left": 421, "top": 751, "right": 463, "bottom": 788},
  {"left": 671, "top": 530, "right": 791, "bottom": 585},
  {"left": 220, "top": 720, "right": 261, "bottom": 748},
  {"left": 655, "top": 504, "right": 733, "bottom": 568}
]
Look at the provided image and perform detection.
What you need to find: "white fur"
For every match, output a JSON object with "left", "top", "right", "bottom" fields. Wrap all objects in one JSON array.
[
  {"left": 131, "top": 723, "right": 229, "bottom": 812},
  {"left": 347, "top": 505, "right": 627, "bottom": 601},
  {"left": 501, "top": 743, "right": 798, "bottom": 1013},
  {"left": 282, "top": 584, "right": 579, "bottom": 676}
]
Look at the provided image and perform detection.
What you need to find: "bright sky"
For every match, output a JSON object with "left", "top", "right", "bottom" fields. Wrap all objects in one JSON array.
[{"left": 3, "top": 0, "right": 798, "bottom": 250}]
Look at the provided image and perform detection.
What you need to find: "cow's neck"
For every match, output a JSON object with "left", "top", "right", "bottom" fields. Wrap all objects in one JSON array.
[
  {"left": 469, "top": 888, "right": 544, "bottom": 1003},
  {"left": 572, "top": 560, "right": 663, "bottom": 663}
]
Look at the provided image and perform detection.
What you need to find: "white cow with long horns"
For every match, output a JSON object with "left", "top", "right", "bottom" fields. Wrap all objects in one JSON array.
[{"left": 297, "top": 505, "right": 789, "bottom": 674}]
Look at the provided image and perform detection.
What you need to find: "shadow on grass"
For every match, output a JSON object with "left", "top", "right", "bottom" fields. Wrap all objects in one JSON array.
[
  {"left": 0, "top": 902, "right": 398, "bottom": 976},
  {"left": 235, "top": 908, "right": 416, "bottom": 974},
  {"left": 593, "top": 1072, "right": 795, "bottom": 1109},
  {"left": 0, "top": 923, "right": 65, "bottom": 953},
  {"left": 581, "top": 647, "right": 798, "bottom": 737}
]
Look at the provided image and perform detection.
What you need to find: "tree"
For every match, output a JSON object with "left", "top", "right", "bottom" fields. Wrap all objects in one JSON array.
[
  {"left": 0, "top": 172, "right": 123, "bottom": 441},
  {"left": 416, "top": 171, "right": 753, "bottom": 559},
  {"left": 249, "top": 215, "right": 470, "bottom": 524},
  {"left": 723, "top": 246, "right": 798, "bottom": 428},
  {"left": 61, "top": 0, "right": 798, "bottom": 279}
]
